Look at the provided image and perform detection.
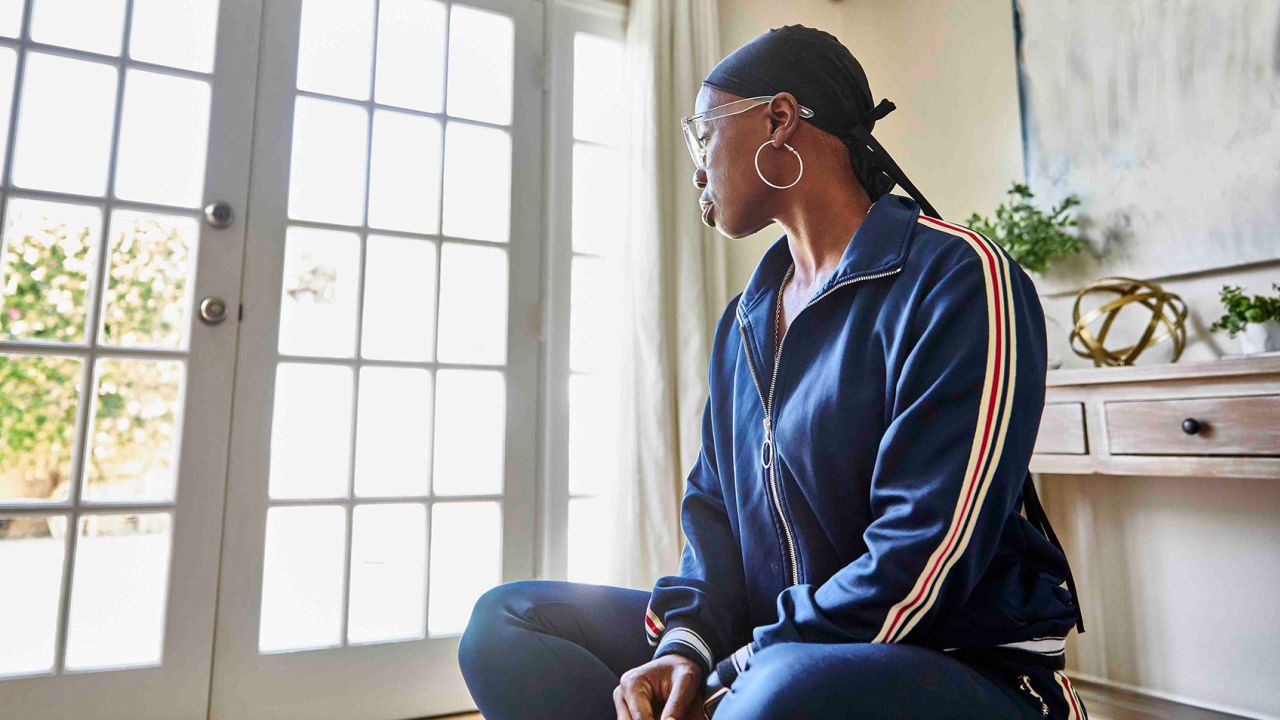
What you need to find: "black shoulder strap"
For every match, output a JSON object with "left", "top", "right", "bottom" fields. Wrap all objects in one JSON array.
[{"left": 1021, "top": 469, "right": 1086, "bottom": 633}]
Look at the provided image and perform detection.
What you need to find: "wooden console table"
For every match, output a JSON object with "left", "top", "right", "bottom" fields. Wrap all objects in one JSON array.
[{"left": 1031, "top": 354, "right": 1280, "bottom": 479}]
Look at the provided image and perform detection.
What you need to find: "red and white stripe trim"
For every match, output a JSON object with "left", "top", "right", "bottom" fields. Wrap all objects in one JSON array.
[
  {"left": 1054, "top": 671, "right": 1087, "bottom": 719},
  {"left": 656, "top": 627, "right": 713, "bottom": 670},
  {"left": 645, "top": 605, "right": 664, "bottom": 647},
  {"left": 872, "top": 215, "right": 1018, "bottom": 644}
]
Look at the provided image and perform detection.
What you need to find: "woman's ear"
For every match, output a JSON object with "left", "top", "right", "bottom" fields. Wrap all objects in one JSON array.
[{"left": 765, "top": 91, "right": 802, "bottom": 145}]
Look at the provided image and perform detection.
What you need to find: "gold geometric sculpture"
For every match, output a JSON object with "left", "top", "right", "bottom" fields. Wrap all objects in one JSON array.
[{"left": 1069, "top": 276, "right": 1188, "bottom": 367}]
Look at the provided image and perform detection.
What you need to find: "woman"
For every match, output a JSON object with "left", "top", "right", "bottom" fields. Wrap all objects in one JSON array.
[{"left": 459, "top": 24, "right": 1086, "bottom": 720}]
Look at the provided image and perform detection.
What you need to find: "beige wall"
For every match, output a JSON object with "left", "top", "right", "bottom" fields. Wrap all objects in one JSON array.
[{"left": 717, "top": 1, "right": 1280, "bottom": 717}]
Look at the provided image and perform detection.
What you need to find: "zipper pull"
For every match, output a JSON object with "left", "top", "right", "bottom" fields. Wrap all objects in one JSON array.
[
  {"left": 761, "top": 416, "right": 773, "bottom": 468},
  {"left": 1018, "top": 675, "right": 1049, "bottom": 718}
]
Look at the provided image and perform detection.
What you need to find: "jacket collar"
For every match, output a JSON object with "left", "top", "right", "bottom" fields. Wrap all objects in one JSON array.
[
  {"left": 736, "top": 193, "right": 919, "bottom": 318},
  {"left": 733, "top": 194, "right": 919, "bottom": 388}
]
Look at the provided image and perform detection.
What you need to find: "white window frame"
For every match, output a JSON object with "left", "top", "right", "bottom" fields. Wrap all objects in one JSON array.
[{"left": 538, "top": 0, "right": 628, "bottom": 583}]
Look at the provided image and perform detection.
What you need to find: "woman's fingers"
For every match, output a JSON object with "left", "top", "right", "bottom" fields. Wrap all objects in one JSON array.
[
  {"left": 660, "top": 665, "right": 701, "bottom": 720},
  {"left": 613, "top": 684, "right": 632, "bottom": 720},
  {"left": 617, "top": 668, "right": 659, "bottom": 720}
]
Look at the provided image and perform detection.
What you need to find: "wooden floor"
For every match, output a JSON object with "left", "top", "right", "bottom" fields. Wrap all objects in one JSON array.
[
  {"left": 1073, "top": 680, "right": 1250, "bottom": 720},
  {"left": 435, "top": 680, "right": 1255, "bottom": 720}
]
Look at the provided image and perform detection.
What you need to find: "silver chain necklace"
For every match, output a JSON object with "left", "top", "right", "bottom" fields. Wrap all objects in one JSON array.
[{"left": 773, "top": 200, "right": 877, "bottom": 356}]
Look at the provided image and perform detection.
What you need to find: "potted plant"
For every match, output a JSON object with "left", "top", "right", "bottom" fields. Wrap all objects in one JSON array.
[
  {"left": 965, "top": 182, "right": 1084, "bottom": 275},
  {"left": 1208, "top": 283, "right": 1280, "bottom": 355},
  {"left": 966, "top": 183, "right": 1084, "bottom": 369}
]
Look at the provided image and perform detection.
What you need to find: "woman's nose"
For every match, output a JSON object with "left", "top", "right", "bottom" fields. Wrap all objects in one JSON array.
[{"left": 692, "top": 167, "right": 707, "bottom": 189}]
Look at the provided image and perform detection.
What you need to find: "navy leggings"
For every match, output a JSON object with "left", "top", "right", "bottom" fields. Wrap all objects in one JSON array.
[{"left": 458, "top": 580, "right": 1089, "bottom": 720}]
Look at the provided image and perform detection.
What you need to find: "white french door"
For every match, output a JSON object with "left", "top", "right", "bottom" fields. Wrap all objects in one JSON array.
[
  {"left": 1, "top": 0, "right": 566, "bottom": 716},
  {"left": 210, "top": 0, "right": 545, "bottom": 718},
  {"left": 0, "top": 0, "right": 261, "bottom": 717}
]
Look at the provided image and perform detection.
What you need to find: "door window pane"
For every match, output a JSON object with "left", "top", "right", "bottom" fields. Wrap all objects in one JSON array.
[
  {"left": 353, "top": 367, "right": 432, "bottom": 498},
  {"left": 569, "top": 255, "right": 620, "bottom": 372},
  {"left": 0, "top": 515, "right": 66, "bottom": 677},
  {"left": 0, "top": 47, "right": 17, "bottom": 180},
  {"left": 259, "top": 505, "right": 346, "bottom": 652},
  {"left": 360, "top": 235, "right": 436, "bottom": 362},
  {"left": 571, "top": 143, "right": 626, "bottom": 255},
  {"left": 435, "top": 242, "right": 507, "bottom": 364},
  {"left": 374, "top": 0, "right": 445, "bottom": 112},
  {"left": 427, "top": 501, "right": 499, "bottom": 635},
  {"left": 114, "top": 70, "right": 212, "bottom": 208},
  {"left": 129, "top": 0, "right": 221, "bottom": 73},
  {"left": 441, "top": 122, "right": 510, "bottom": 242},
  {"left": 568, "top": 373, "right": 619, "bottom": 497},
  {"left": 1, "top": 197, "right": 103, "bottom": 344},
  {"left": 368, "top": 110, "right": 441, "bottom": 234},
  {"left": 287, "top": 96, "right": 369, "bottom": 226},
  {"left": 0, "top": 355, "right": 83, "bottom": 503},
  {"left": 64, "top": 513, "right": 173, "bottom": 670},
  {"left": 296, "top": 0, "right": 374, "bottom": 100},
  {"left": 347, "top": 503, "right": 426, "bottom": 643},
  {"left": 568, "top": 497, "right": 618, "bottom": 585},
  {"left": 30, "top": 0, "right": 127, "bottom": 56},
  {"left": 445, "top": 5, "right": 513, "bottom": 125},
  {"left": 99, "top": 211, "right": 199, "bottom": 350},
  {"left": 83, "top": 359, "right": 185, "bottom": 503},
  {"left": 431, "top": 369, "right": 504, "bottom": 496},
  {"left": 572, "top": 32, "right": 625, "bottom": 145},
  {"left": 268, "top": 363, "right": 353, "bottom": 500},
  {"left": 0, "top": 0, "right": 23, "bottom": 38},
  {"left": 277, "top": 227, "right": 361, "bottom": 358},
  {"left": 12, "top": 53, "right": 118, "bottom": 196}
]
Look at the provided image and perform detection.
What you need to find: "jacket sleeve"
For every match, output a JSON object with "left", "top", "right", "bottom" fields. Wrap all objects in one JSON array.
[
  {"left": 644, "top": 296, "right": 750, "bottom": 676},
  {"left": 714, "top": 247, "right": 1048, "bottom": 685}
]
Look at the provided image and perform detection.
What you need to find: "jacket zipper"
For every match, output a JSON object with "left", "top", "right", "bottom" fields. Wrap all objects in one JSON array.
[
  {"left": 1018, "top": 675, "right": 1049, "bottom": 718},
  {"left": 736, "top": 265, "right": 904, "bottom": 587}
]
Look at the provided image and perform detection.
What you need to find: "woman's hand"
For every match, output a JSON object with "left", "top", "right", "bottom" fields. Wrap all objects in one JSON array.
[{"left": 613, "top": 654, "right": 705, "bottom": 720}]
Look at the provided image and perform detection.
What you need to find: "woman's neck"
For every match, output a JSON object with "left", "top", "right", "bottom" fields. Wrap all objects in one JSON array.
[{"left": 775, "top": 180, "right": 874, "bottom": 289}]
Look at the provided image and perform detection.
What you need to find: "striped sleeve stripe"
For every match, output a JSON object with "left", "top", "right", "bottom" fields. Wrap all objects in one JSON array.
[
  {"left": 1054, "top": 671, "right": 1086, "bottom": 720},
  {"left": 889, "top": 217, "right": 1019, "bottom": 642},
  {"left": 729, "top": 642, "right": 754, "bottom": 674},
  {"left": 871, "top": 215, "right": 1017, "bottom": 644},
  {"left": 645, "top": 606, "right": 664, "bottom": 646},
  {"left": 997, "top": 636, "right": 1066, "bottom": 655},
  {"left": 656, "top": 627, "right": 713, "bottom": 670}
]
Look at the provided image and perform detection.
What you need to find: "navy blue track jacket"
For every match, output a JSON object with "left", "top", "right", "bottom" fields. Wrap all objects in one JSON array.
[{"left": 644, "top": 194, "right": 1085, "bottom": 684}]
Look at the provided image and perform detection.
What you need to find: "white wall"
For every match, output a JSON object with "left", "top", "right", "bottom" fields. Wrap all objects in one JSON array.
[{"left": 717, "top": 1, "right": 1280, "bottom": 716}]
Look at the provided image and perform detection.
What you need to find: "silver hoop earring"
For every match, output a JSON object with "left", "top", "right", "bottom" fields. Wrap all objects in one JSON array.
[{"left": 754, "top": 140, "right": 804, "bottom": 189}]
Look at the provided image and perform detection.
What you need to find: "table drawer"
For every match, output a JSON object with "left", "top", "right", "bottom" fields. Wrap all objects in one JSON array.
[
  {"left": 1104, "top": 394, "right": 1280, "bottom": 456},
  {"left": 1034, "top": 402, "right": 1087, "bottom": 454}
]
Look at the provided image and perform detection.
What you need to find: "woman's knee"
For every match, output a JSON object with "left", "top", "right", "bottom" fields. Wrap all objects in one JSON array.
[
  {"left": 712, "top": 643, "right": 822, "bottom": 719},
  {"left": 712, "top": 643, "right": 934, "bottom": 720},
  {"left": 457, "top": 580, "right": 542, "bottom": 673}
]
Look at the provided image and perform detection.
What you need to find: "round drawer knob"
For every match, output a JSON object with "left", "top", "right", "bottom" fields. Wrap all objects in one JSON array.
[{"left": 1181, "top": 418, "right": 1202, "bottom": 435}]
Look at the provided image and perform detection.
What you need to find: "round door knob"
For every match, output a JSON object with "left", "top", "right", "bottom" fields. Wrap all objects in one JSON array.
[
  {"left": 199, "top": 296, "right": 229, "bottom": 325},
  {"left": 1181, "top": 418, "right": 1201, "bottom": 435},
  {"left": 203, "top": 201, "right": 235, "bottom": 228}
]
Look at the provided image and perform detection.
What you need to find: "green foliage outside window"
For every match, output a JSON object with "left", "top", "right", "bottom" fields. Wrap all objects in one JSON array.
[{"left": 1, "top": 211, "right": 188, "bottom": 509}]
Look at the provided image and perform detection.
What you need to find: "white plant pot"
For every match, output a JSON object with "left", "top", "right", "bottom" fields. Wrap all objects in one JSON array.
[{"left": 1239, "top": 319, "right": 1280, "bottom": 355}]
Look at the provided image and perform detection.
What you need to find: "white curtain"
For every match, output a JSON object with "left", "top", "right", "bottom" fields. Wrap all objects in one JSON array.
[{"left": 604, "top": 0, "right": 727, "bottom": 590}]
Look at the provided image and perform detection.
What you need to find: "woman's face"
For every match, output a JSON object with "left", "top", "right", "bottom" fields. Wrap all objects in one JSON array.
[{"left": 691, "top": 86, "right": 785, "bottom": 239}]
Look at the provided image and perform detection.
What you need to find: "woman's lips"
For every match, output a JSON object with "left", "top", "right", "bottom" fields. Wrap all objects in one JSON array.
[{"left": 700, "top": 201, "right": 715, "bottom": 227}]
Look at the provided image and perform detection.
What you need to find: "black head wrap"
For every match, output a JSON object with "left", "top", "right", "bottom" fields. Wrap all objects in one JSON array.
[{"left": 702, "top": 24, "right": 940, "bottom": 218}]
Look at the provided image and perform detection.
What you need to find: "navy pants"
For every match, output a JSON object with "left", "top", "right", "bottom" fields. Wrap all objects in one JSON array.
[{"left": 459, "top": 580, "right": 1088, "bottom": 720}]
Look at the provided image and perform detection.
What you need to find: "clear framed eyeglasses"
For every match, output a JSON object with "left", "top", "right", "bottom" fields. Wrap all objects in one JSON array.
[{"left": 680, "top": 95, "right": 815, "bottom": 170}]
